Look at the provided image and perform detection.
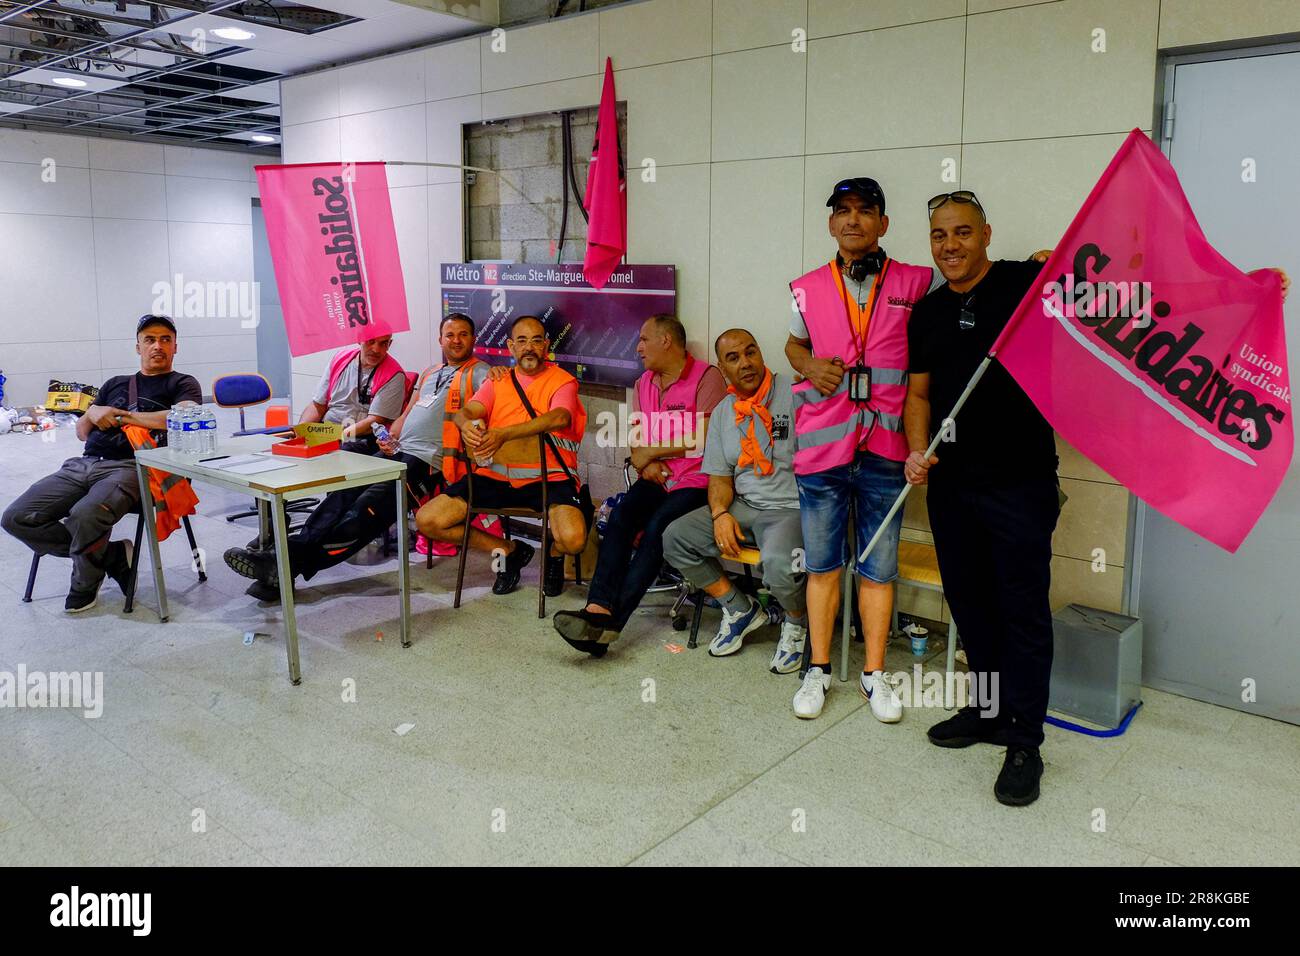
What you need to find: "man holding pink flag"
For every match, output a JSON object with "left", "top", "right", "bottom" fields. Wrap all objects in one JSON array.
[{"left": 905, "top": 132, "right": 1289, "bottom": 806}]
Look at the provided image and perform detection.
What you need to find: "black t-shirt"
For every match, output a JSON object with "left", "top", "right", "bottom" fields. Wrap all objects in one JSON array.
[
  {"left": 83, "top": 371, "right": 202, "bottom": 461},
  {"left": 908, "top": 259, "right": 1058, "bottom": 485}
]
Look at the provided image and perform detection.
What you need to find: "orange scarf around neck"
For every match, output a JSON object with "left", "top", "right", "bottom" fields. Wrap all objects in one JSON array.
[{"left": 730, "top": 367, "right": 775, "bottom": 477}]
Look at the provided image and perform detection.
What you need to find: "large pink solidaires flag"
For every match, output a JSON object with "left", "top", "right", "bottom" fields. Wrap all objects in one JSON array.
[
  {"left": 255, "top": 162, "right": 410, "bottom": 356},
  {"left": 993, "top": 129, "right": 1291, "bottom": 553}
]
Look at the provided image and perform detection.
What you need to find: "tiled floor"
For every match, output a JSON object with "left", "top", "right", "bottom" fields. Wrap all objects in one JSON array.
[{"left": 1, "top": 416, "right": 1297, "bottom": 866}]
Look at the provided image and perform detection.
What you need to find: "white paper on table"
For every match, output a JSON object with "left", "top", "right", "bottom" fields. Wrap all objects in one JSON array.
[{"left": 216, "top": 455, "right": 298, "bottom": 475}]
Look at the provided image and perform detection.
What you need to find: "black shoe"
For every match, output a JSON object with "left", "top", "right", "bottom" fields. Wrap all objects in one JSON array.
[
  {"left": 927, "top": 706, "right": 1010, "bottom": 749},
  {"left": 552, "top": 609, "right": 614, "bottom": 657},
  {"left": 64, "top": 582, "right": 101, "bottom": 613},
  {"left": 994, "top": 746, "right": 1044, "bottom": 806},
  {"left": 492, "top": 540, "right": 535, "bottom": 595},
  {"left": 103, "top": 539, "right": 134, "bottom": 594},
  {"left": 224, "top": 547, "right": 279, "bottom": 588},
  {"left": 245, "top": 579, "right": 282, "bottom": 602},
  {"left": 543, "top": 554, "right": 565, "bottom": 597}
]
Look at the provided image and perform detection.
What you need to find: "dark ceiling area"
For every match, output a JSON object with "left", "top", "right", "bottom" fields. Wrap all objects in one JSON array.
[{"left": 0, "top": 0, "right": 357, "bottom": 151}]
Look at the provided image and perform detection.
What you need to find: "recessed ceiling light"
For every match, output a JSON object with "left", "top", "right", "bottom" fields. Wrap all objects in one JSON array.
[
  {"left": 251, "top": 134, "right": 277, "bottom": 143},
  {"left": 52, "top": 77, "right": 88, "bottom": 88},
  {"left": 211, "top": 27, "right": 256, "bottom": 41}
]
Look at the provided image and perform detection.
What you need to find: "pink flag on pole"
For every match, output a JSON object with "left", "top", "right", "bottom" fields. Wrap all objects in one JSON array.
[
  {"left": 992, "top": 129, "right": 1291, "bottom": 552},
  {"left": 582, "top": 57, "right": 627, "bottom": 290},
  {"left": 255, "top": 161, "right": 410, "bottom": 357}
]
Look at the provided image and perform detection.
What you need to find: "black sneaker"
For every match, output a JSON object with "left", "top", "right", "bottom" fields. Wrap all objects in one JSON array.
[
  {"left": 994, "top": 746, "right": 1044, "bottom": 806},
  {"left": 552, "top": 609, "right": 613, "bottom": 657},
  {"left": 492, "top": 540, "right": 535, "bottom": 595},
  {"left": 245, "top": 579, "right": 282, "bottom": 602},
  {"left": 103, "top": 540, "right": 134, "bottom": 594},
  {"left": 64, "top": 582, "right": 101, "bottom": 613},
  {"left": 927, "top": 706, "right": 1010, "bottom": 749},
  {"left": 543, "top": 554, "right": 566, "bottom": 597},
  {"left": 224, "top": 547, "right": 279, "bottom": 588}
]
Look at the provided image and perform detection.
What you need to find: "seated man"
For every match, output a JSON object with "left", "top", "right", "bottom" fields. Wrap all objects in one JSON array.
[
  {"left": 551, "top": 314, "right": 726, "bottom": 648},
  {"left": 2, "top": 314, "right": 201, "bottom": 612},
  {"left": 302, "top": 333, "right": 405, "bottom": 453},
  {"left": 222, "top": 313, "right": 488, "bottom": 596},
  {"left": 659, "top": 329, "right": 809, "bottom": 671},
  {"left": 416, "top": 315, "right": 589, "bottom": 597}
]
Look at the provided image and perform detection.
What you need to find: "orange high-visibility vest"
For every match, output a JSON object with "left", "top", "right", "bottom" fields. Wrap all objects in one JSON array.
[
  {"left": 433, "top": 358, "right": 481, "bottom": 483},
  {"left": 476, "top": 363, "right": 586, "bottom": 487},
  {"left": 124, "top": 424, "right": 199, "bottom": 541}
]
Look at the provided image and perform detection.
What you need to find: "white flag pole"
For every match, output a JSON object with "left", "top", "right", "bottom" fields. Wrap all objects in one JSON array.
[{"left": 854, "top": 355, "right": 996, "bottom": 567}]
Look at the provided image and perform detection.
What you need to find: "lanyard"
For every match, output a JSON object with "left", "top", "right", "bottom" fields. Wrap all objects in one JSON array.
[
  {"left": 829, "top": 258, "right": 889, "bottom": 365},
  {"left": 357, "top": 353, "right": 378, "bottom": 404}
]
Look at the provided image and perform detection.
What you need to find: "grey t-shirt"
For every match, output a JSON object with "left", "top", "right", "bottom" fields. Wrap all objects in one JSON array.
[
  {"left": 399, "top": 361, "right": 491, "bottom": 468},
  {"left": 703, "top": 372, "right": 798, "bottom": 510},
  {"left": 312, "top": 353, "right": 406, "bottom": 426}
]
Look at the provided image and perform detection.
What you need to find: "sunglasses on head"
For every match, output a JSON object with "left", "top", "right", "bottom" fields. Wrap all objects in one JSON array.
[{"left": 927, "top": 190, "right": 985, "bottom": 217}]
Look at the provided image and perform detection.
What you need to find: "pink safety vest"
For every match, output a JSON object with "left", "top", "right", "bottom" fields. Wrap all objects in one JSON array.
[
  {"left": 327, "top": 346, "right": 404, "bottom": 413},
  {"left": 634, "top": 353, "right": 712, "bottom": 491},
  {"left": 789, "top": 258, "right": 931, "bottom": 475}
]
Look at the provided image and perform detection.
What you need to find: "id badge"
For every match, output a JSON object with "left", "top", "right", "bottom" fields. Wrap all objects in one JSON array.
[
  {"left": 417, "top": 392, "right": 437, "bottom": 408},
  {"left": 848, "top": 365, "right": 872, "bottom": 403}
]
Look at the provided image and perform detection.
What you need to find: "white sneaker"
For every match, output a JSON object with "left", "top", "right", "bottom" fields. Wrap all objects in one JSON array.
[
  {"left": 793, "top": 666, "right": 831, "bottom": 719},
  {"left": 769, "top": 619, "right": 807, "bottom": 674},
  {"left": 708, "top": 596, "right": 765, "bottom": 657},
  {"left": 860, "top": 671, "right": 903, "bottom": 723}
]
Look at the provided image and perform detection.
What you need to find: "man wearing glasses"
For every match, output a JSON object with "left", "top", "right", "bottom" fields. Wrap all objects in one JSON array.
[
  {"left": 784, "top": 178, "right": 935, "bottom": 722},
  {"left": 904, "top": 190, "right": 1060, "bottom": 806},
  {"left": 416, "top": 315, "right": 589, "bottom": 597}
]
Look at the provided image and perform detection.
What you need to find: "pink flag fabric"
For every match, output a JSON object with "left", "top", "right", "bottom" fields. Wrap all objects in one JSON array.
[
  {"left": 992, "top": 129, "right": 1291, "bottom": 552},
  {"left": 255, "top": 161, "right": 410, "bottom": 357},
  {"left": 582, "top": 57, "right": 627, "bottom": 290}
]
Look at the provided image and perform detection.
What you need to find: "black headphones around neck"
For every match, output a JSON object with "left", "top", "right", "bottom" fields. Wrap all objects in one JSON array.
[{"left": 838, "top": 248, "right": 886, "bottom": 283}]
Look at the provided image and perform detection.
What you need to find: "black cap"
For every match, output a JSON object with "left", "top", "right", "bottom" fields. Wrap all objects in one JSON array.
[
  {"left": 136, "top": 314, "right": 177, "bottom": 336},
  {"left": 826, "top": 177, "right": 886, "bottom": 215}
]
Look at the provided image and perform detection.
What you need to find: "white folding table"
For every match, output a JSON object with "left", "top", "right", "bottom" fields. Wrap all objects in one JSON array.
[{"left": 133, "top": 436, "right": 410, "bottom": 685}]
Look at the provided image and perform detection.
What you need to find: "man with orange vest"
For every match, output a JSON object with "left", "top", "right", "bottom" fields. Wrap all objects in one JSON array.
[
  {"left": 784, "top": 177, "right": 935, "bottom": 722},
  {"left": 552, "top": 314, "right": 726, "bottom": 655},
  {"left": 301, "top": 333, "right": 406, "bottom": 453},
  {"left": 417, "top": 315, "right": 589, "bottom": 597},
  {"left": 2, "top": 314, "right": 201, "bottom": 612},
  {"left": 221, "top": 314, "right": 486, "bottom": 595}
]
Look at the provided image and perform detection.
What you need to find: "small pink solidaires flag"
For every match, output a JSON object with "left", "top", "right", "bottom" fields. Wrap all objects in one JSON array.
[
  {"left": 992, "top": 129, "right": 1291, "bottom": 553},
  {"left": 582, "top": 57, "right": 627, "bottom": 290},
  {"left": 255, "top": 161, "right": 410, "bottom": 357}
]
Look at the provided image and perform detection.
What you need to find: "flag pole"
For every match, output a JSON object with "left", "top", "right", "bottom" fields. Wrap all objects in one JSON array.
[{"left": 854, "top": 355, "right": 995, "bottom": 566}]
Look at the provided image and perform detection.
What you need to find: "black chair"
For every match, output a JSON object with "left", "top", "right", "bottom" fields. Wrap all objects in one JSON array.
[
  {"left": 22, "top": 509, "right": 205, "bottom": 612},
  {"left": 452, "top": 435, "right": 564, "bottom": 619}
]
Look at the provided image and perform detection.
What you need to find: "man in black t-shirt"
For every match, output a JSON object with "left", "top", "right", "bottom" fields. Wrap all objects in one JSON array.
[
  {"left": 2, "top": 315, "right": 201, "bottom": 613},
  {"left": 903, "top": 192, "right": 1059, "bottom": 807}
]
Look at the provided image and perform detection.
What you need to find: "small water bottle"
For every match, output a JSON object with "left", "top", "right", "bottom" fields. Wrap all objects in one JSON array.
[
  {"left": 166, "top": 406, "right": 181, "bottom": 454},
  {"left": 469, "top": 419, "right": 492, "bottom": 467},
  {"left": 199, "top": 405, "right": 218, "bottom": 454},
  {"left": 181, "top": 406, "right": 201, "bottom": 456},
  {"left": 373, "top": 423, "right": 397, "bottom": 453}
]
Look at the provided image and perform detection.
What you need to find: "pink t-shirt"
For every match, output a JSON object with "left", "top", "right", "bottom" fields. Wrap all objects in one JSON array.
[{"left": 471, "top": 365, "right": 580, "bottom": 425}]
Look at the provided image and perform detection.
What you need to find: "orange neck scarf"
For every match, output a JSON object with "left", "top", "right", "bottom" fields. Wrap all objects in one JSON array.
[{"left": 730, "top": 367, "right": 775, "bottom": 477}]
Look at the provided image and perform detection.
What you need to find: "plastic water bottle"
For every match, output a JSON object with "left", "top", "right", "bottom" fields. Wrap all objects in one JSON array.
[
  {"left": 199, "top": 405, "right": 218, "bottom": 454},
  {"left": 166, "top": 406, "right": 181, "bottom": 454},
  {"left": 180, "top": 406, "right": 201, "bottom": 456},
  {"left": 373, "top": 423, "right": 397, "bottom": 453},
  {"left": 469, "top": 419, "right": 492, "bottom": 467}
]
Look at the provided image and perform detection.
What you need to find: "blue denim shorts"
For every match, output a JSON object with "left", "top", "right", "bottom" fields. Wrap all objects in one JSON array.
[{"left": 796, "top": 449, "right": 906, "bottom": 582}]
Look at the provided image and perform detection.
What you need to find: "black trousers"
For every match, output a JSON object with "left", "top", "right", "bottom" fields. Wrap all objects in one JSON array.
[
  {"left": 586, "top": 478, "right": 708, "bottom": 631},
  {"left": 926, "top": 475, "right": 1059, "bottom": 749},
  {"left": 287, "top": 452, "right": 438, "bottom": 581}
]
